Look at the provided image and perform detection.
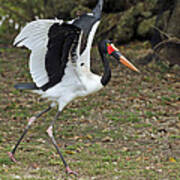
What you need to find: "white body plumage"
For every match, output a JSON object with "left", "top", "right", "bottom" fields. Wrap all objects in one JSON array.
[{"left": 14, "top": 19, "right": 103, "bottom": 111}]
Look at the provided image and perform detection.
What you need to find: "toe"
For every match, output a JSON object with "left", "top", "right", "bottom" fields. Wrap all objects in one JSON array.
[
  {"left": 66, "top": 166, "right": 78, "bottom": 176},
  {"left": 8, "top": 152, "right": 17, "bottom": 163}
]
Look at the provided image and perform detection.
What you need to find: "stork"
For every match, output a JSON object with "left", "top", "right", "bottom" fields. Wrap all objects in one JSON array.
[{"left": 8, "top": 0, "right": 139, "bottom": 175}]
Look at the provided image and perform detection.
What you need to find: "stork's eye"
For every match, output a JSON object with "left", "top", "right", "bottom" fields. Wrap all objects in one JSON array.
[{"left": 81, "top": 63, "right": 85, "bottom": 66}]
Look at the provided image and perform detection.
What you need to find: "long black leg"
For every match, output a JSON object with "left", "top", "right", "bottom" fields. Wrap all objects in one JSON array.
[
  {"left": 46, "top": 111, "right": 78, "bottom": 176},
  {"left": 8, "top": 106, "right": 52, "bottom": 162}
]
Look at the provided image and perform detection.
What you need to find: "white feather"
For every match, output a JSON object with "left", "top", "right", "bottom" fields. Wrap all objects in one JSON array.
[
  {"left": 80, "top": 21, "right": 100, "bottom": 69},
  {"left": 29, "top": 47, "right": 49, "bottom": 87},
  {"left": 42, "top": 61, "right": 103, "bottom": 111},
  {"left": 15, "top": 18, "right": 103, "bottom": 111},
  {"left": 14, "top": 19, "right": 63, "bottom": 87},
  {"left": 14, "top": 19, "right": 63, "bottom": 50}
]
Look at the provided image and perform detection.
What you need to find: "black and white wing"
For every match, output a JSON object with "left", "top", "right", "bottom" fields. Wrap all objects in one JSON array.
[
  {"left": 73, "top": 0, "right": 103, "bottom": 68},
  {"left": 14, "top": 19, "right": 81, "bottom": 91},
  {"left": 14, "top": 0, "right": 104, "bottom": 91}
]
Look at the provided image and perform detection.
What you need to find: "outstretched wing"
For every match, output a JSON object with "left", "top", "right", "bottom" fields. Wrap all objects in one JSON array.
[
  {"left": 14, "top": 19, "right": 62, "bottom": 50},
  {"left": 14, "top": 0, "right": 104, "bottom": 90},
  {"left": 73, "top": 0, "right": 103, "bottom": 68},
  {"left": 14, "top": 19, "right": 81, "bottom": 91}
]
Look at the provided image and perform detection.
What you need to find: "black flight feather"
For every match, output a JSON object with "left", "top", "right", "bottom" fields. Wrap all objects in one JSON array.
[
  {"left": 73, "top": 0, "right": 103, "bottom": 35},
  {"left": 41, "top": 23, "right": 81, "bottom": 91},
  {"left": 14, "top": 83, "right": 39, "bottom": 90}
]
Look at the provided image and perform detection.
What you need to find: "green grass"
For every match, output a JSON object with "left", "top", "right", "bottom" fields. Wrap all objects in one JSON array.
[
  {"left": 145, "top": 111, "right": 156, "bottom": 118},
  {"left": 0, "top": 45, "right": 180, "bottom": 179},
  {"left": 105, "top": 111, "right": 141, "bottom": 123},
  {"left": 170, "top": 135, "right": 180, "bottom": 140}
]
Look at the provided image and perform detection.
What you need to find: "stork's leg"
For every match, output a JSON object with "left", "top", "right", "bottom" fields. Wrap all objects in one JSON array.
[
  {"left": 47, "top": 111, "right": 78, "bottom": 176},
  {"left": 8, "top": 106, "right": 52, "bottom": 162}
]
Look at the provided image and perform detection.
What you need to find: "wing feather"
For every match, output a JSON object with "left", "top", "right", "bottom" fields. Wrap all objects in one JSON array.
[
  {"left": 79, "top": 21, "right": 100, "bottom": 69},
  {"left": 14, "top": 19, "right": 63, "bottom": 50},
  {"left": 14, "top": 19, "right": 82, "bottom": 90},
  {"left": 29, "top": 48, "right": 48, "bottom": 87},
  {"left": 14, "top": 19, "right": 64, "bottom": 87}
]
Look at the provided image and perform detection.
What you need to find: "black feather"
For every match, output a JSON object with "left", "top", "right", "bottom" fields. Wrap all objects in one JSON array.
[
  {"left": 14, "top": 83, "right": 39, "bottom": 90},
  {"left": 73, "top": 0, "right": 103, "bottom": 35},
  {"left": 41, "top": 23, "right": 81, "bottom": 91}
]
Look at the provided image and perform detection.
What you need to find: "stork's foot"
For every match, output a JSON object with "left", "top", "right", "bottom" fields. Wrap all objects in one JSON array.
[
  {"left": 8, "top": 152, "right": 17, "bottom": 163},
  {"left": 66, "top": 166, "right": 78, "bottom": 176},
  {"left": 47, "top": 126, "right": 53, "bottom": 137}
]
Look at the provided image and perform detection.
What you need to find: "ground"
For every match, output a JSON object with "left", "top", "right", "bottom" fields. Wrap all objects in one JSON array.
[{"left": 0, "top": 42, "right": 180, "bottom": 180}]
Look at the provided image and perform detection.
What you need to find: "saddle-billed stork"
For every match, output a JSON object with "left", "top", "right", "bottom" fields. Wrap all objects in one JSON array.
[{"left": 8, "top": 0, "right": 139, "bottom": 175}]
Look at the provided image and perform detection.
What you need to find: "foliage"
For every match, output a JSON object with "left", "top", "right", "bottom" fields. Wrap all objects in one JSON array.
[
  {"left": 0, "top": 0, "right": 177, "bottom": 45},
  {"left": 0, "top": 0, "right": 85, "bottom": 42}
]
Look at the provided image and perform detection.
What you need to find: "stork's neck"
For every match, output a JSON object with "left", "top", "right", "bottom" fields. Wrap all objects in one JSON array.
[{"left": 99, "top": 52, "right": 111, "bottom": 86}]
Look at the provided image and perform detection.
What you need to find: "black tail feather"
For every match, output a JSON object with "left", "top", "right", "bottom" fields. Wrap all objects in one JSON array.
[{"left": 14, "top": 83, "right": 39, "bottom": 90}]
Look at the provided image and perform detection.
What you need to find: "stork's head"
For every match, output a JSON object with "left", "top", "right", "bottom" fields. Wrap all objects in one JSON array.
[{"left": 99, "top": 40, "right": 140, "bottom": 73}]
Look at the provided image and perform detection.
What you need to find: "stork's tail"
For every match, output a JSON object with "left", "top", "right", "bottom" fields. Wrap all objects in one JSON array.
[{"left": 14, "top": 83, "right": 39, "bottom": 90}]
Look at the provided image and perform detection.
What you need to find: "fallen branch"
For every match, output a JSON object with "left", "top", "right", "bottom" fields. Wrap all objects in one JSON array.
[
  {"left": 152, "top": 25, "right": 173, "bottom": 39},
  {"left": 153, "top": 38, "right": 180, "bottom": 52}
]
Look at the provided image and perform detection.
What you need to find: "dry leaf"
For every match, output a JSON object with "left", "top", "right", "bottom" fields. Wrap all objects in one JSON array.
[
  {"left": 169, "top": 157, "right": 176, "bottom": 163},
  {"left": 65, "top": 150, "right": 76, "bottom": 155},
  {"left": 32, "top": 163, "right": 39, "bottom": 169},
  {"left": 136, "top": 156, "right": 142, "bottom": 161},
  {"left": 144, "top": 157, "right": 149, "bottom": 160},
  {"left": 102, "top": 136, "right": 113, "bottom": 142},
  {"left": 76, "top": 147, "right": 82, "bottom": 153},
  {"left": 86, "top": 134, "right": 93, "bottom": 140},
  {"left": 122, "top": 147, "right": 129, "bottom": 152},
  {"left": 84, "top": 143, "right": 91, "bottom": 147},
  {"left": 73, "top": 136, "right": 82, "bottom": 141}
]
